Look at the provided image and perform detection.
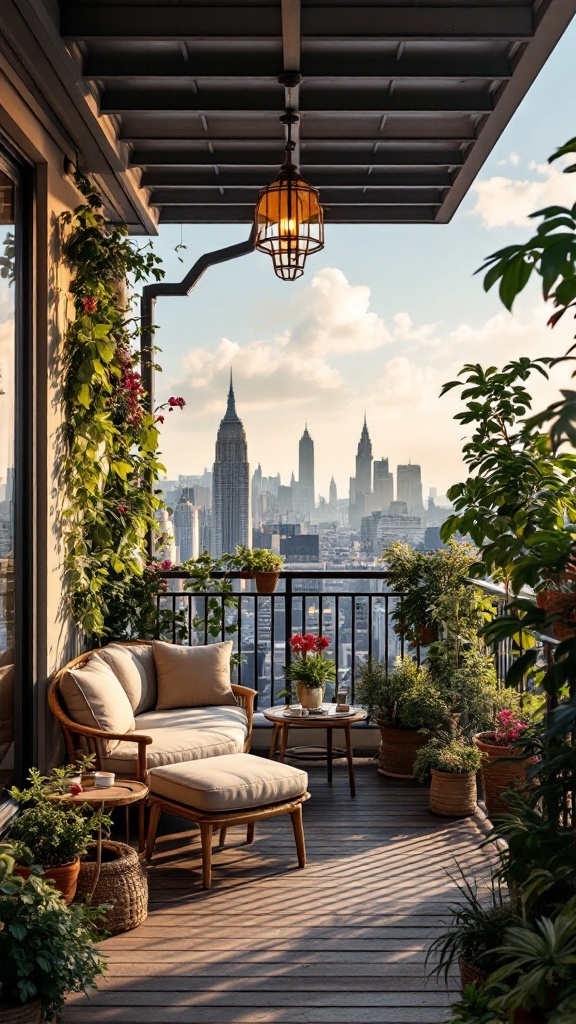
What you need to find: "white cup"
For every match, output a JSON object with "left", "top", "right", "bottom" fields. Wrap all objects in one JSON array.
[
  {"left": 94, "top": 771, "right": 115, "bottom": 788},
  {"left": 288, "top": 704, "right": 303, "bottom": 717}
]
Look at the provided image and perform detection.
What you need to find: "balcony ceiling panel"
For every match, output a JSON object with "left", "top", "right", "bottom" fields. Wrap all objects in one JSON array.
[{"left": 50, "top": 0, "right": 576, "bottom": 224}]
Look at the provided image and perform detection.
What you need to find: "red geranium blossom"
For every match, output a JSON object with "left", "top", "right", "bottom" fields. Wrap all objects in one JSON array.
[
  {"left": 81, "top": 296, "right": 97, "bottom": 315},
  {"left": 168, "top": 396, "right": 186, "bottom": 409}
]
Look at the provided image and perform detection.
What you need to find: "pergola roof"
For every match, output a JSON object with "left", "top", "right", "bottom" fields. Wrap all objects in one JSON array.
[{"left": 2, "top": 1, "right": 576, "bottom": 230}]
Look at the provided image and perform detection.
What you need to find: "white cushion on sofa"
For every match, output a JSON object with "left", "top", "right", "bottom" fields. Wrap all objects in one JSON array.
[
  {"left": 100, "top": 705, "right": 248, "bottom": 774},
  {"left": 60, "top": 659, "right": 135, "bottom": 753},
  {"left": 92, "top": 643, "right": 157, "bottom": 714}
]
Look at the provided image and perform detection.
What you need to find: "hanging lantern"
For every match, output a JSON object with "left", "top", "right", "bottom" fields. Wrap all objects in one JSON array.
[{"left": 255, "top": 112, "right": 324, "bottom": 281}]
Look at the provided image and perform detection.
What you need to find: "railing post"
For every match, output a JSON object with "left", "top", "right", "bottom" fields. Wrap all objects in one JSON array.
[{"left": 285, "top": 574, "right": 293, "bottom": 705}]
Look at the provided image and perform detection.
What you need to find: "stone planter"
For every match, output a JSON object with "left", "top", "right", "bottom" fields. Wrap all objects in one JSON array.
[
  {"left": 376, "top": 720, "right": 428, "bottom": 778},
  {"left": 429, "top": 769, "right": 477, "bottom": 817},
  {"left": 0, "top": 999, "right": 42, "bottom": 1023},
  {"left": 473, "top": 733, "right": 529, "bottom": 819},
  {"left": 296, "top": 682, "right": 325, "bottom": 710},
  {"left": 16, "top": 857, "right": 80, "bottom": 904}
]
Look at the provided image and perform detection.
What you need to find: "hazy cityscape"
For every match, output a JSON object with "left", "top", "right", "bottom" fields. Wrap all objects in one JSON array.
[{"left": 156, "top": 375, "right": 454, "bottom": 573}]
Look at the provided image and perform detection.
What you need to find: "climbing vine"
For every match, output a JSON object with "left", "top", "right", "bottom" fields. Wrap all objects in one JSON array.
[{"left": 61, "top": 174, "right": 181, "bottom": 639}]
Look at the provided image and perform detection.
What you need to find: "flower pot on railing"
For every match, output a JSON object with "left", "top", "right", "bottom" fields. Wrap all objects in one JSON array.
[
  {"left": 253, "top": 571, "right": 280, "bottom": 595},
  {"left": 376, "top": 720, "right": 428, "bottom": 779},
  {"left": 429, "top": 769, "right": 477, "bottom": 818}
]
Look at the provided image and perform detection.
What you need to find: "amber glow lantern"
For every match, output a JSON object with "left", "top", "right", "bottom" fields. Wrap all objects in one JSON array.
[{"left": 254, "top": 113, "right": 324, "bottom": 281}]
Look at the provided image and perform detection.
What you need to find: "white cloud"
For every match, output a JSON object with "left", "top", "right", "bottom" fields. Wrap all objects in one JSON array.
[
  {"left": 289, "top": 268, "right": 393, "bottom": 355},
  {"left": 470, "top": 160, "right": 576, "bottom": 228}
]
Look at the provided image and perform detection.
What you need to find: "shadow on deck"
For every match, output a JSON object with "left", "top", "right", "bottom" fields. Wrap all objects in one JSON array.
[{"left": 63, "top": 762, "right": 493, "bottom": 1024}]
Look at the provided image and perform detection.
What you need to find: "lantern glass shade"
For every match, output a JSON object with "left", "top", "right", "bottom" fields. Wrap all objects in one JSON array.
[{"left": 255, "top": 165, "right": 324, "bottom": 281}]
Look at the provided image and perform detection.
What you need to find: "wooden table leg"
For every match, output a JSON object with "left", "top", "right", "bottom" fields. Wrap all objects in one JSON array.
[
  {"left": 269, "top": 723, "right": 280, "bottom": 760},
  {"left": 88, "top": 800, "right": 105, "bottom": 901},
  {"left": 345, "top": 723, "right": 356, "bottom": 798},
  {"left": 327, "top": 727, "right": 333, "bottom": 786},
  {"left": 279, "top": 723, "right": 288, "bottom": 763}
]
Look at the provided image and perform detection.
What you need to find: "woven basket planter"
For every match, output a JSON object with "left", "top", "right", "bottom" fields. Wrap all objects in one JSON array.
[
  {"left": 75, "top": 841, "right": 148, "bottom": 935},
  {"left": 430, "top": 769, "right": 477, "bottom": 817},
  {"left": 377, "top": 721, "right": 428, "bottom": 779},
  {"left": 458, "top": 958, "right": 490, "bottom": 989},
  {"left": 0, "top": 1000, "right": 42, "bottom": 1024},
  {"left": 473, "top": 734, "right": 529, "bottom": 820}
]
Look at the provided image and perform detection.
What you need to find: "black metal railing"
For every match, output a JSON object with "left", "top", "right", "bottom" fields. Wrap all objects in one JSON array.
[{"left": 156, "top": 570, "right": 405, "bottom": 709}]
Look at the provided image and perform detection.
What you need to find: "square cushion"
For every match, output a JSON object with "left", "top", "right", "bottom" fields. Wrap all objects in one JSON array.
[
  {"left": 101, "top": 705, "right": 248, "bottom": 774},
  {"left": 92, "top": 643, "right": 157, "bottom": 714},
  {"left": 60, "top": 658, "right": 135, "bottom": 753},
  {"left": 147, "top": 752, "right": 308, "bottom": 813},
  {"left": 0, "top": 664, "right": 14, "bottom": 763},
  {"left": 153, "top": 640, "right": 236, "bottom": 711}
]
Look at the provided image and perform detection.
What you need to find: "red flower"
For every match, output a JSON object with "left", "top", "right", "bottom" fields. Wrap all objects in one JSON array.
[
  {"left": 81, "top": 296, "right": 97, "bottom": 315},
  {"left": 117, "top": 505, "right": 128, "bottom": 514},
  {"left": 168, "top": 396, "right": 186, "bottom": 409},
  {"left": 317, "top": 636, "right": 330, "bottom": 650},
  {"left": 160, "top": 559, "right": 172, "bottom": 571},
  {"left": 155, "top": 415, "right": 165, "bottom": 424}
]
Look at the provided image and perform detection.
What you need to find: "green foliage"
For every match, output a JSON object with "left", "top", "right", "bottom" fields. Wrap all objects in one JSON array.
[
  {"left": 427, "top": 872, "right": 519, "bottom": 981},
  {"left": 0, "top": 844, "right": 106, "bottom": 1019},
  {"left": 9, "top": 767, "right": 110, "bottom": 868},
  {"left": 182, "top": 553, "right": 240, "bottom": 659},
  {"left": 374, "top": 657, "right": 452, "bottom": 733},
  {"left": 355, "top": 658, "right": 388, "bottom": 722},
  {"left": 284, "top": 654, "right": 336, "bottom": 688},
  {"left": 98, "top": 560, "right": 188, "bottom": 641},
  {"left": 235, "top": 546, "right": 284, "bottom": 572},
  {"left": 61, "top": 173, "right": 167, "bottom": 638},
  {"left": 0, "top": 231, "right": 15, "bottom": 286},
  {"left": 413, "top": 738, "right": 483, "bottom": 783}
]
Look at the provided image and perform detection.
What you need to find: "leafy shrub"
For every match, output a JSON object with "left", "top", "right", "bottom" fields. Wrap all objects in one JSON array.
[
  {"left": 364, "top": 657, "right": 452, "bottom": 733},
  {"left": 414, "top": 739, "right": 484, "bottom": 783}
]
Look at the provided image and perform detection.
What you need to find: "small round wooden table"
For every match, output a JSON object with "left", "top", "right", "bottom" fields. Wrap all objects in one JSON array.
[
  {"left": 55, "top": 779, "right": 149, "bottom": 897},
  {"left": 263, "top": 705, "right": 367, "bottom": 797}
]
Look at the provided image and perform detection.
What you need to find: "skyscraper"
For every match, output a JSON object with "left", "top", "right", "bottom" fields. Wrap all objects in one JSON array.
[
  {"left": 297, "top": 423, "right": 315, "bottom": 521},
  {"left": 329, "top": 476, "right": 337, "bottom": 509},
  {"left": 373, "top": 458, "right": 394, "bottom": 511},
  {"left": 349, "top": 416, "right": 373, "bottom": 527},
  {"left": 397, "top": 463, "right": 423, "bottom": 513},
  {"left": 211, "top": 374, "right": 250, "bottom": 556},
  {"left": 173, "top": 494, "right": 199, "bottom": 562}
]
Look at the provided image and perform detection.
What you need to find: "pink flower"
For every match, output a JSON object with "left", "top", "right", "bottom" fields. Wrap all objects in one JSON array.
[
  {"left": 160, "top": 559, "right": 172, "bottom": 571},
  {"left": 117, "top": 505, "right": 127, "bottom": 514},
  {"left": 81, "top": 296, "right": 97, "bottom": 315},
  {"left": 155, "top": 415, "right": 164, "bottom": 424},
  {"left": 168, "top": 396, "right": 186, "bottom": 409}
]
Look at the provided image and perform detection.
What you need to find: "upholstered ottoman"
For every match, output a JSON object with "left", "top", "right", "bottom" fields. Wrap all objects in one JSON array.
[{"left": 145, "top": 753, "right": 310, "bottom": 889}]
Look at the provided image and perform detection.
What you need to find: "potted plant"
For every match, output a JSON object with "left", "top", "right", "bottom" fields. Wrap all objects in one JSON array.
[
  {"left": 9, "top": 768, "right": 109, "bottom": 904},
  {"left": 0, "top": 842, "right": 106, "bottom": 1023},
  {"left": 427, "top": 872, "right": 519, "bottom": 991},
  {"left": 356, "top": 657, "right": 453, "bottom": 778},
  {"left": 473, "top": 709, "right": 531, "bottom": 820},
  {"left": 236, "top": 546, "right": 285, "bottom": 594},
  {"left": 283, "top": 633, "right": 335, "bottom": 710},
  {"left": 414, "top": 738, "right": 483, "bottom": 817}
]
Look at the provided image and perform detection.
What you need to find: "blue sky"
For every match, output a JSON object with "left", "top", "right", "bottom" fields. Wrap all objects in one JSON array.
[{"left": 146, "top": 19, "right": 576, "bottom": 500}]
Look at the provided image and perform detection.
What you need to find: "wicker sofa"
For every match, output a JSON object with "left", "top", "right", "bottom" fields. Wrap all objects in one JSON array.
[{"left": 49, "top": 640, "right": 257, "bottom": 783}]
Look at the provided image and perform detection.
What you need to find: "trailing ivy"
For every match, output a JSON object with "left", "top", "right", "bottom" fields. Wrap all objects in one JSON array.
[{"left": 61, "top": 174, "right": 167, "bottom": 638}]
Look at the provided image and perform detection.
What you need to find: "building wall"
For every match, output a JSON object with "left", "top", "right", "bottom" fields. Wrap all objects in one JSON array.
[{"left": 0, "top": 60, "right": 84, "bottom": 768}]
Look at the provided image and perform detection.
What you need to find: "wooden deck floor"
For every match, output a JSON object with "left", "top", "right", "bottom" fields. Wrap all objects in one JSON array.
[{"left": 63, "top": 762, "right": 493, "bottom": 1024}]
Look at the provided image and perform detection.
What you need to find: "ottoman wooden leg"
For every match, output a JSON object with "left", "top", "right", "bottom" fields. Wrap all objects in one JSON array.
[
  {"left": 145, "top": 802, "right": 161, "bottom": 861},
  {"left": 200, "top": 822, "right": 214, "bottom": 889},
  {"left": 218, "top": 827, "right": 227, "bottom": 847},
  {"left": 290, "top": 804, "right": 306, "bottom": 868},
  {"left": 246, "top": 822, "right": 255, "bottom": 844}
]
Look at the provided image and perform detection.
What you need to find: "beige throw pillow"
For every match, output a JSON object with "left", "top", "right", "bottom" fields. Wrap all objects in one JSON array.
[
  {"left": 60, "top": 658, "right": 136, "bottom": 753},
  {"left": 92, "top": 643, "right": 157, "bottom": 714},
  {"left": 0, "top": 664, "right": 14, "bottom": 763},
  {"left": 153, "top": 641, "right": 236, "bottom": 711}
]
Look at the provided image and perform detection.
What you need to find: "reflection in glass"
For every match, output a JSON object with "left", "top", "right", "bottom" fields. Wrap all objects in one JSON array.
[{"left": 0, "top": 167, "right": 15, "bottom": 792}]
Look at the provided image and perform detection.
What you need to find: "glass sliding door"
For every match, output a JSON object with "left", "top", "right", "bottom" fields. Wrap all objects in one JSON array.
[{"left": 0, "top": 143, "right": 33, "bottom": 810}]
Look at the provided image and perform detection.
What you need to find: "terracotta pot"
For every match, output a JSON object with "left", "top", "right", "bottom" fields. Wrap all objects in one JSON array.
[
  {"left": 377, "top": 721, "right": 428, "bottom": 778},
  {"left": 458, "top": 958, "right": 490, "bottom": 989},
  {"left": 536, "top": 589, "right": 576, "bottom": 639},
  {"left": 430, "top": 769, "right": 477, "bottom": 818},
  {"left": 253, "top": 571, "right": 280, "bottom": 595},
  {"left": 16, "top": 857, "right": 80, "bottom": 904},
  {"left": 473, "top": 733, "right": 530, "bottom": 819},
  {"left": 0, "top": 998, "right": 42, "bottom": 1023},
  {"left": 417, "top": 624, "right": 438, "bottom": 646},
  {"left": 296, "top": 682, "right": 325, "bottom": 710}
]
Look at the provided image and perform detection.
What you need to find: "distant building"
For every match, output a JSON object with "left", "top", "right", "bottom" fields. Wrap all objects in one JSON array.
[
  {"left": 397, "top": 463, "right": 423, "bottom": 513},
  {"left": 173, "top": 495, "right": 199, "bottom": 562},
  {"left": 211, "top": 374, "right": 250, "bottom": 557},
  {"left": 329, "top": 476, "right": 337, "bottom": 509},
  {"left": 362, "top": 511, "right": 424, "bottom": 554},
  {"left": 281, "top": 533, "right": 320, "bottom": 563},
  {"left": 373, "top": 458, "right": 394, "bottom": 511},
  {"left": 296, "top": 424, "right": 315, "bottom": 521},
  {"left": 349, "top": 416, "right": 373, "bottom": 528},
  {"left": 252, "top": 464, "right": 263, "bottom": 523}
]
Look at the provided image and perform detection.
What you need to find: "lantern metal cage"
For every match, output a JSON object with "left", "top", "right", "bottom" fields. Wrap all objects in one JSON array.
[{"left": 254, "top": 112, "right": 324, "bottom": 281}]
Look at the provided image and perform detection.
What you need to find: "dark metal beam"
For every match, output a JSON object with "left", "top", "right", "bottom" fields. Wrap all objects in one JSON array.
[
  {"left": 126, "top": 135, "right": 476, "bottom": 154},
  {"left": 158, "top": 205, "right": 440, "bottom": 223},
  {"left": 100, "top": 86, "right": 493, "bottom": 114},
  {"left": 61, "top": 6, "right": 533, "bottom": 42},
  {"left": 143, "top": 168, "right": 453, "bottom": 189},
  {"left": 150, "top": 186, "right": 446, "bottom": 206},
  {"left": 84, "top": 52, "right": 514, "bottom": 81}
]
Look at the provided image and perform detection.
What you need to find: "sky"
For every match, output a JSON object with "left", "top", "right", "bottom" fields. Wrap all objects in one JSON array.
[{"left": 143, "top": 19, "right": 576, "bottom": 502}]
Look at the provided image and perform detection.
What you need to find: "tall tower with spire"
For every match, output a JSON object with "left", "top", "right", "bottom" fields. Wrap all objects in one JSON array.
[
  {"left": 349, "top": 415, "right": 373, "bottom": 528},
  {"left": 297, "top": 423, "right": 315, "bottom": 521},
  {"left": 211, "top": 373, "right": 250, "bottom": 556}
]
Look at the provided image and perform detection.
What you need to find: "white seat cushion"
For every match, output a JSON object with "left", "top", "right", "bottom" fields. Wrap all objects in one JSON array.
[
  {"left": 101, "top": 705, "right": 248, "bottom": 774},
  {"left": 147, "top": 753, "right": 308, "bottom": 813}
]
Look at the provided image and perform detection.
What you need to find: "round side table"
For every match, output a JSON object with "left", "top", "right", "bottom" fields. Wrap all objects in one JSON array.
[{"left": 263, "top": 705, "right": 367, "bottom": 797}]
